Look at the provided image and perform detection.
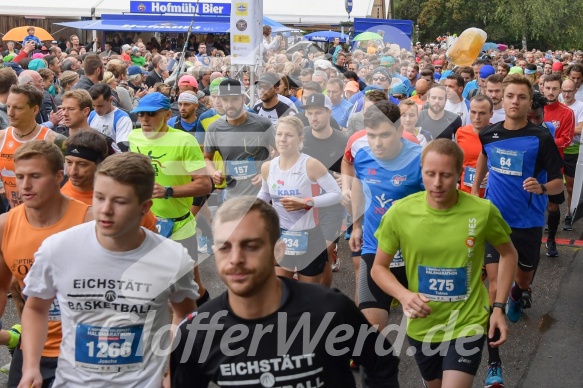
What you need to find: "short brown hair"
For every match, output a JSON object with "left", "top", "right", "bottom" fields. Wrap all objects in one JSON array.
[
  {"left": 485, "top": 73, "right": 504, "bottom": 86},
  {"left": 14, "top": 140, "right": 64, "bottom": 174},
  {"left": 0, "top": 68, "right": 18, "bottom": 94},
  {"left": 62, "top": 89, "right": 93, "bottom": 111},
  {"left": 83, "top": 54, "right": 103, "bottom": 76},
  {"left": 105, "top": 61, "right": 127, "bottom": 79},
  {"left": 543, "top": 73, "right": 563, "bottom": 86},
  {"left": 364, "top": 100, "right": 401, "bottom": 129},
  {"left": 364, "top": 89, "right": 388, "bottom": 103},
  {"left": 502, "top": 74, "right": 534, "bottom": 99},
  {"left": 95, "top": 153, "right": 155, "bottom": 203},
  {"left": 65, "top": 130, "right": 108, "bottom": 164},
  {"left": 214, "top": 196, "right": 280, "bottom": 246},
  {"left": 9, "top": 84, "right": 42, "bottom": 108},
  {"left": 421, "top": 139, "right": 464, "bottom": 175},
  {"left": 38, "top": 68, "right": 55, "bottom": 81}
]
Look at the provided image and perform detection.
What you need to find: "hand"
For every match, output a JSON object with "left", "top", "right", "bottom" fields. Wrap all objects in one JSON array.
[
  {"left": 523, "top": 177, "right": 544, "bottom": 194},
  {"left": 49, "top": 110, "right": 63, "bottom": 126},
  {"left": 147, "top": 86, "right": 157, "bottom": 94},
  {"left": 251, "top": 174, "right": 262, "bottom": 186},
  {"left": 488, "top": 308, "right": 508, "bottom": 347},
  {"left": 162, "top": 373, "right": 171, "bottom": 388},
  {"left": 23, "top": 40, "right": 36, "bottom": 54},
  {"left": 211, "top": 170, "right": 225, "bottom": 186},
  {"left": 152, "top": 183, "right": 167, "bottom": 199},
  {"left": 341, "top": 189, "right": 351, "bottom": 208},
  {"left": 348, "top": 226, "right": 363, "bottom": 252},
  {"left": 17, "top": 368, "right": 43, "bottom": 388},
  {"left": 401, "top": 292, "right": 432, "bottom": 319},
  {"left": 136, "top": 89, "right": 148, "bottom": 98},
  {"left": 280, "top": 197, "right": 307, "bottom": 212},
  {"left": 332, "top": 172, "right": 342, "bottom": 189}
]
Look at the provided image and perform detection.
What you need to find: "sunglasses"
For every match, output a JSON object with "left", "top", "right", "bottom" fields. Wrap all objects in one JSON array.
[
  {"left": 372, "top": 76, "right": 388, "bottom": 82},
  {"left": 434, "top": 66, "right": 443, "bottom": 69},
  {"left": 393, "top": 94, "right": 406, "bottom": 100},
  {"left": 137, "top": 110, "right": 165, "bottom": 118}
]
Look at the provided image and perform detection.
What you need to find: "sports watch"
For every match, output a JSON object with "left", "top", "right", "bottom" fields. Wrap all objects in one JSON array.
[
  {"left": 304, "top": 198, "right": 314, "bottom": 211},
  {"left": 492, "top": 302, "right": 507, "bottom": 314},
  {"left": 164, "top": 186, "right": 174, "bottom": 199},
  {"left": 540, "top": 184, "right": 547, "bottom": 195}
]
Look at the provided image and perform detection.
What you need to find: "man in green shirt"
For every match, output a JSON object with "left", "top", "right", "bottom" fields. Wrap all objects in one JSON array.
[
  {"left": 371, "top": 139, "right": 517, "bottom": 388},
  {"left": 129, "top": 92, "right": 213, "bottom": 305}
]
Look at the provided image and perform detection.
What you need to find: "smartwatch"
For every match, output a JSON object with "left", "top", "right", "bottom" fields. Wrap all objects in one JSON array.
[
  {"left": 164, "top": 186, "right": 174, "bottom": 199},
  {"left": 540, "top": 184, "right": 547, "bottom": 195},
  {"left": 304, "top": 198, "right": 314, "bottom": 211},
  {"left": 492, "top": 302, "right": 507, "bottom": 314}
]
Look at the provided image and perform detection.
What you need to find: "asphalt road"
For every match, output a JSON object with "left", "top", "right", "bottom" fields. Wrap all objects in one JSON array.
[{"left": 0, "top": 214, "right": 582, "bottom": 387}]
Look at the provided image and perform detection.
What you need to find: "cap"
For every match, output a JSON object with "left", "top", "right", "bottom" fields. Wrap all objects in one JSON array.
[
  {"left": 391, "top": 83, "right": 408, "bottom": 96},
  {"left": 286, "top": 76, "right": 301, "bottom": 89},
  {"left": 314, "top": 59, "right": 333, "bottom": 70},
  {"left": 209, "top": 77, "right": 226, "bottom": 95},
  {"left": 479, "top": 65, "right": 496, "bottom": 79},
  {"left": 196, "top": 90, "right": 206, "bottom": 100},
  {"left": 552, "top": 62, "right": 564, "bottom": 71},
  {"left": 301, "top": 93, "right": 332, "bottom": 110},
  {"left": 344, "top": 81, "right": 359, "bottom": 93},
  {"left": 525, "top": 64, "right": 537, "bottom": 75},
  {"left": 3, "top": 54, "right": 15, "bottom": 63},
  {"left": 508, "top": 66, "right": 524, "bottom": 75},
  {"left": 3, "top": 62, "right": 22, "bottom": 75},
  {"left": 372, "top": 67, "right": 391, "bottom": 80},
  {"left": 380, "top": 56, "right": 395, "bottom": 66},
  {"left": 31, "top": 53, "right": 44, "bottom": 60},
  {"left": 128, "top": 66, "right": 147, "bottom": 76},
  {"left": 28, "top": 58, "right": 46, "bottom": 71},
  {"left": 122, "top": 44, "right": 131, "bottom": 52},
  {"left": 177, "top": 92, "right": 198, "bottom": 105},
  {"left": 178, "top": 75, "right": 199, "bottom": 88},
  {"left": 434, "top": 72, "right": 442, "bottom": 80},
  {"left": 51, "top": 40, "right": 57, "bottom": 44},
  {"left": 131, "top": 92, "right": 171, "bottom": 113},
  {"left": 255, "top": 72, "right": 281, "bottom": 87},
  {"left": 324, "top": 53, "right": 333, "bottom": 60},
  {"left": 433, "top": 60, "right": 443, "bottom": 66},
  {"left": 218, "top": 79, "right": 244, "bottom": 96}
]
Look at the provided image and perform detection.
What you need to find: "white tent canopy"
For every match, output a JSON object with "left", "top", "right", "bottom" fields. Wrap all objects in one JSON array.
[{"left": 0, "top": 0, "right": 373, "bottom": 25}]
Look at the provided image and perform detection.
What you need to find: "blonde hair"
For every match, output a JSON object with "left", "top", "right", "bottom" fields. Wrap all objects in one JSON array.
[
  {"left": 421, "top": 139, "right": 464, "bottom": 174},
  {"left": 276, "top": 116, "right": 304, "bottom": 137},
  {"left": 101, "top": 71, "right": 115, "bottom": 85}
]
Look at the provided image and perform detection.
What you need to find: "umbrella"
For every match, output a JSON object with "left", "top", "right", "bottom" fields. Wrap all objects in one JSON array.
[
  {"left": 2, "top": 26, "right": 54, "bottom": 42},
  {"left": 353, "top": 32, "right": 383, "bottom": 41},
  {"left": 304, "top": 31, "right": 347, "bottom": 43},
  {"left": 482, "top": 42, "right": 498, "bottom": 51},
  {"left": 497, "top": 43, "right": 508, "bottom": 51}
]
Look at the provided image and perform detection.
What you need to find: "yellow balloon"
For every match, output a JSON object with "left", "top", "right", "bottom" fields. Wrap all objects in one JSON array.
[{"left": 446, "top": 28, "right": 487, "bottom": 67}]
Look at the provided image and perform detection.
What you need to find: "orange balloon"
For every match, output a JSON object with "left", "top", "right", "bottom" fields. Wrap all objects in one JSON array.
[{"left": 446, "top": 28, "right": 487, "bottom": 67}]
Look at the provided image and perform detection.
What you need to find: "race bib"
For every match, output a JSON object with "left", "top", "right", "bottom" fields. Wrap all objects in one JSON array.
[
  {"left": 463, "top": 166, "right": 486, "bottom": 188},
  {"left": 418, "top": 265, "right": 468, "bottom": 302},
  {"left": 490, "top": 147, "right": 524, "bottom": 176},
  {"left": 155, "top": 217, "right": 175, "bottom": 238},
  {"left": 227, "top": 159, "right": 257, "bottom": 179},
  {"left": 281, "top": 230, "right": 308, "bottom": 256},
  {"left": 75, "top": 324, "right": 144, "bottom": 373},
  {"left": 390, "top": 249, "right": 405, "bottom": 268}
]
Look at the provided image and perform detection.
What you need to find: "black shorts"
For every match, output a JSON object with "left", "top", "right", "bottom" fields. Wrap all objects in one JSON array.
[
  {"left": 563, "top": 153, "right": 578, "bottom": 178},
  {"left": 358, "top": 253, "right": 408, "bottom": 312},
  {"left": 318, "top": 203, "right": 345, "bottom": 243},
  {"left": 485, "top": 227, "right": 542, "bottom": 272},
  {"left": 277, "top": 226, "right": 328, "bottom": 277},
  {"left": 8, "top": 345, "right": 57, "bottom": 388},
  {"left": 407, "top": 335, "right": 486, "bottom": 382},
  {"left": 548, "top": 191, "right": 566, "bottom": 205}
]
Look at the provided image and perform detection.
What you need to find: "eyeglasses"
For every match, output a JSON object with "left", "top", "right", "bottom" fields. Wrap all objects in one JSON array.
[
  {"left": 372, "top": 77, "right": 388, "bottom": 82},
  {"left": 137, "top": 110, "right": 165, "bottom": 118}
]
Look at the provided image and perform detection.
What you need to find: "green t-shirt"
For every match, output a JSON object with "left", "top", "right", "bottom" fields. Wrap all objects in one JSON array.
[
  {"left": 375, "top": 190, "right": 511, "bottom": 343},
  {"left": 129, "top": 127, "right": 206, "bottom": 240},
  {"left": 131, "top": 55, "right": 146, "bottom": 67}
]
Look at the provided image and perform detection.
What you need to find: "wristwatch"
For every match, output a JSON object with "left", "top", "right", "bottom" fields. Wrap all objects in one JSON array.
[
  {"left": 492, "top": 302, "right": 507, "bottom": 314},
  {"left": 540, "top": 184, "right": 547, "bottom": 195},
  {"left": 164, "top": 186, "right": 174, "bottom": 199},
  {"left": 304, "top": 198, "right": 314, "bottom": 211}
]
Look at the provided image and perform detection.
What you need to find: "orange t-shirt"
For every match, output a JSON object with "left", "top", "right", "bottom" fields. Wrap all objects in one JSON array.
[
  {"left": 2, "top": 198, "right": 89, "bottom": 357},
  {"left": 456, "top": 124, "right": 485, "bottom": 197},
  {"left": 60, "top": 180, "right": 158, "bottom": 232},
  {"left": 409, "top": 94, "right": 425, "bottom": 110},
  {"left": 0, "top": 126, "right": 51, "bottom": 209}
]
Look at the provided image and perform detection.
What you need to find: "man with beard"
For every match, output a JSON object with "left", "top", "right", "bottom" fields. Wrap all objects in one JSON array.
[
  {"left": 253, "top": 72, "right": 297, "bottom": 126},
  {"left": 485, "top": 74, "right": 505, "bottom": 124},
  {"left": 71, "top": 55, "right": 104, "bottom": 92},
  {"left": 542, "top": 74, "right": 575, "bottom": 257},
  {"left": 167, "top": 91, "right": 201, "bottom": 141},
  {"left": 205, "top": 79, "right": 275, "bottom": 199},
  {"left": 416, "top": 86, "right": 462, "bottom": 140}
]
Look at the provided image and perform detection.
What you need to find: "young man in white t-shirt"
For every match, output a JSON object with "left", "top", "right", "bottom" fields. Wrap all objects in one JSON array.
[
  {"left": 88, "top": 83, "right": 133, "bottom": 152},
  {"left": 19, "top": 152, "right": 198, "bottom": 388}
]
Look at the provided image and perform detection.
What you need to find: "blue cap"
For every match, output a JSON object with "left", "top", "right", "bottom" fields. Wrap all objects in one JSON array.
[
  {"left": 434, "top": 72, "right": 441, "bottom": 80},
  {"left": 391, "top": 83, "right": 408, "bottom": 95},
  {"left": 363, "top": 84, "right": 384, "bottom": 93},
  {"left": 131, "top": 92, "right": 171, "bottom": 113},
  {"left": 441, "top": 70, "right": 454, "bottom": 79},
  {"left": 128, "top": 65, "right": 148, "bottom": 76},
  {"left": 28, "top": 59, "right": 46, "bottom": 71},
  {"left": 479, "top": 65, "right": 496, "bottom": 79}
]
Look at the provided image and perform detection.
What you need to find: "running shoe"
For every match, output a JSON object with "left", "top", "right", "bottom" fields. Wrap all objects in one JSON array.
[
  {"left": 0, "top": 362, "right": 9, "bottom": 375},
  {"left": 197, "top": 236, "right": 208, "bottom": 254},
  {"left": 485, "top": 361, "right": 504, "bottom": 387},
  {"left": 563, "top": 215, "right": 574, "bottom": 231},
  {"left": 545, "top": 239, "right": 558, "bottom": 257},
  {"left": 521, "top": 287, "right": 532, "bottom": 309},
  {"left": 331, "top": 249, "right": 340, "bottom": 272},
  {"left": 506, "top": 295, "right": 522, "bottom": 323}
]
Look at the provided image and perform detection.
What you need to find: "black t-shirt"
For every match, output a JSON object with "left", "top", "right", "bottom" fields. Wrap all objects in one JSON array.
[
  {"left": 416, "top": 109, "right": 463, "bottom": 140},
  {"left": 302, "top": 127, "right": 348, "bottom": 173},
  {"left": 296, "top": 112, "right": 341, "bottom": 131},
  {"left": 170, "top": 277, "right": 400, "bottom": 388}
]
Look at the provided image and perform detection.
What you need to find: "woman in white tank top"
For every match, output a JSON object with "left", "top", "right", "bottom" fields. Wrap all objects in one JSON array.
[{"left": 258, "top": 116, "right": 342, "bottom": 284}]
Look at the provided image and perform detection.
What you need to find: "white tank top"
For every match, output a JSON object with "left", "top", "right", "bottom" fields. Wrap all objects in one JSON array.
[{"left": 268, "top": 153, "right": 318, "bottom": 230}]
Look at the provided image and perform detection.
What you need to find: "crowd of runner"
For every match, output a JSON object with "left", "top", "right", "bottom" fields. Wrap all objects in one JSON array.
[{"left": 0, "top": 24, "right": 578, "bottom": 387}]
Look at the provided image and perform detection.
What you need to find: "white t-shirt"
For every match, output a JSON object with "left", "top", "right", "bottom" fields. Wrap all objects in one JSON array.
[
  {"left": 566, "top": 99, "right": 583, "bottom": 145},
  {"left": 23, "top": 222, "right": 198, "bottom": 388},
  {"left": 445, "top": 99, "right": 470, "bottom": 126},
  {"left": 88, "top": 107, "right": 133, "bottom": 144},
  {"left": 491, "top": 107, "right": 505, "bottom": 124}
]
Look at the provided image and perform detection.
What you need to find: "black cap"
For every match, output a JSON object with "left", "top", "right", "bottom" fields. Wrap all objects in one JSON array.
[
  {"left": 255, "top": 72, "right": 281, "bottom": 87},
  {"left": 301, "top": 93, "right": 332, "bottom": 110},
  {"left": 286, "top": 75, "right": 301, "bottom": 89},
  {"left": 217, "top": 79, "right": 244, "bottom": 96}
]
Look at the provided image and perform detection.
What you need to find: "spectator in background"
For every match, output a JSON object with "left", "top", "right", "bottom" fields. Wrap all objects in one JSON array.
[
  {"left": 22, "top": 27, "right": 41, "bottom": 47},
  {"left": 0, "top": 68, "right": 18, "bottom": 130},
  {"left": 54, "top": 71, "right": 79, "bottom": 106},
  {"left": 71, "top": 54, "right": 103, "bottom": 91}
]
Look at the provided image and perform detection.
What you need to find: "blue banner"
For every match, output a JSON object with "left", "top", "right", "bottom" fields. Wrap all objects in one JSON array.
[{"left": 130, "top": 1, "right": 231, "bottom": 15}]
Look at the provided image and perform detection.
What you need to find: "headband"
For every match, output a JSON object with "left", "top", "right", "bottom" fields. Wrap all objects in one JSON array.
[
  {"left": 524, "top": 68, "right": 537, "bottom": 75},
  {"left": 65, "top": 145, "right": 103, "bottom": 164},
  {"left": 177, "top": 92, "right": 199, "bottom": 104}
]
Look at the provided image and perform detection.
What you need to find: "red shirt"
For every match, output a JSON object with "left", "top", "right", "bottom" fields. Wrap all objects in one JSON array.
[
  {"left": 456, "top": 124, "right": 485, "bottom": 197},
  {"left": 544, "top": 101, "right": 575, "bottom": 157}
]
